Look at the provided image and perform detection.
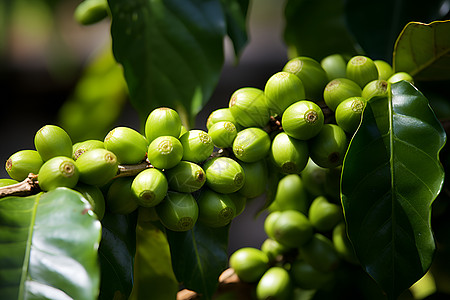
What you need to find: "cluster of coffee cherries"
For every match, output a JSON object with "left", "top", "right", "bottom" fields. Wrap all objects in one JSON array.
[{"left": 219, "top": 53, "right": 414, "bottom": 299}]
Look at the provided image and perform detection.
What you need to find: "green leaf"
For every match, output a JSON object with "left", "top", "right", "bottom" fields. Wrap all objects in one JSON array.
[
  {"left": 98, "top": 211, "right": 137, "bottom": 300},
  {"left": 108, "top": 0, "right": 227, "bottom": 128},
  {"left": 220, "top": 0, "right": 249, "bottom": 60},
  {"left": 393, "top": 20, "right": 450, "bottom": 81},
  {"left": 341, "top": 81, "right": 446, "bottom": 299},
  {"left": 284, "top": 0, "right": 359, "bottom": 60},
  {"left": 0, "top": 188, "right": 101, "bottom": 300},
  {"left": 129, "top": 208, "right": 178, "bottom": 300},
  {"left": 167, "top": 223, "right": 230, "bottom": 300}
]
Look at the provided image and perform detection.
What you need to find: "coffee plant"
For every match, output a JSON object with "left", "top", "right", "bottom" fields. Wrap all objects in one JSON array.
[{"left": 1, "top": 0, "right": 450, "bottom": 300}]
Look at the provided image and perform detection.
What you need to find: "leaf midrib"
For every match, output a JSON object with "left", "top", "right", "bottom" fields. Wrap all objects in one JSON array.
[
  {"left": 18, "top": 193, "right": 41, "bottom": 299},
  {"left": 388, "top": 91, "right": 396, "bottom": 295}
]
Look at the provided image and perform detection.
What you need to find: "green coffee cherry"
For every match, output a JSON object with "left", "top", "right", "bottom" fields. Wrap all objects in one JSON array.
[
  {"left": 332, "top": 222, "right": 359, "bottom": 264},
  {"left": 5, "top": 150, "right": 43, "bottom": 181},
  {"left": 203, "top": 157, "right": 245, "bottom": 194},
  {"left": 131, "top": 168, "right": 168, "bottom": 207},
  {"left": 335, "top": 96, "right": 366, "bottom": 133},
  {"left": 179, "top": 130, "right": 214, "bottom": 163},
  {"left": 256, "top": 266, "right": 293, "bottom": 300},
  {"left": 300, "top": 158, "right": 327, "bottom": 197},
  {"left": 232, "top": 127, "right": 271, "bottom": 163},
  {"left": 264, "top": 211, "right": 281, "bottom": 239},
  {"left": 270, "top": 132, "right": 309, "bottom": 174},
  {"left": 74, "top": 182, "right": 106, "bottom": 220},
  {"left": 309, "top": 124, "right": 348, "bottom": 168},
  {"left": 321, "top": 54, "right": 347, "bottom": 81},
  {"left": 164, "top": 161, "right": 206, "bottom": 193},
  {"left": 238, "top": 160, "right": 268, "bottom": 199},
  {"left": 299, "top": 233, "right": 340, "bottom": 273},
  {"left": 106, "top": 177, "right": 139, "bottom": 214},
  {"left": 283, "top": 56, "right": 328, "bottom": 101},
  {"left": 196, "top": 188, "right": 236, "bottom": 227},
  {"left": 271, "top": 210, "right": 314, "bottom": 248},
  {"left": 38, "top": 156, "right": 79, "bottom": 191},
  {"left": 269, "top": 174, "right": 310, "bottom": 215},
  {"left": 0, "top": 179, "right": 19, "bottom": 187},
  {"left": 362, "top": 79, "right": 390, "bottom": 100},
  {"left": 156, "top": 191, "right": 199, "bottom": 232},
  {"left": 74, "top": 0, "right": 109, "bottom": 26},
  {"left": 208, "top": 121, "right": 237, "bottom": 148},
  {"left": 260, "top": 238, "right": 291, "bottom": 262},
  {"left": 308, "top": 196, "right": 343, "bottom": 232},
  {"left": 75, "top": 148, "right": 119, "bottom": 186},
  {"left": 229, "top": 87, "right": 270, "bottom": 128},
  {"left": 388, "top": 71, "right": 414, "bottom": 84},
  {"left": 34, "top": 125, "right": 73, "bottom": 161},
  {"left": 323, "top": 78, "right": 362, "bottom": 111},
  {"left": 229, "top": 247, "right": 269, "bottom": 283},
  {"left": 145, "top": 107, "right": 182, "bottom": 143},
  {"left": 282, "top": 100, "right": 324, "bottom": 140},
  {"left": 72, "top": 139, "right": 104, "bottom": 160},
  {"left": 346, "top": 55, "right": 379, "bottom": 88},
  {"left": 147, "top": 136, "right": 183, "bottom": 169},
  {"left": 206, "top": 108, "right": 238, "bottom": 130},
  {"left": 290, "top": 259, "right": 334, "bottom": 290},
  {"left": 264, "top": 71, "right": 305, "bottom": 115},
  {"left": 104, "top": 126, "right": 148, "bottom": 164},
  {"left": 374, "top": 59, "right": 394, "bottom": 81},
  {"left": 228, "top": 192, "right": 247, "bottom": 217}
]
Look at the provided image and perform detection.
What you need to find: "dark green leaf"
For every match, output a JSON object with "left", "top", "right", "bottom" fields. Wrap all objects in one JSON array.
[
  {"left": 345, "top": 0, "right": 448, "bottom": 62},
  {"left": 98, "top": 211, "right": 137, "bottom": 300},
  {"left": 220, "top": 0, "right": 249, "bottom": 60},
  {"left": 341, "top": 81, "right": 446, "bottom": 298},
  {"left": 393, "top": 21, "right": 450, "bottom": 81},
  {"left": 108, "top": 0, "right": 227, "bottom": 127},
  {"left": 129, "top": 208, "right": 178, "bottom": 300},
  {"left": 0, "top": 188, "right": 101, "bottom": 300},
  {"left": 284, "top": 0, "right": 359, "bottom": 60},
  {"left": 167, "top": 222, "right": 230, "bottom": 300}
]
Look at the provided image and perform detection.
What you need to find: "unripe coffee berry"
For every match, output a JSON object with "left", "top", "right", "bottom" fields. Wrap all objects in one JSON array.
[
  {"left": 131, "top": 168, "right": 168, "bottom": 207},
  {"left": 260, "top": 238, "right": 290, "bottom": 262},
  {"left": 270, "top": 173, "right": 309, "bottom": 214},
  {"left": 179, "top": 130, "right": 214, "bottom": 163},
  {"left": 332, "top": 222, "right": 359, "bottom": 264},
  {"left": 229, "top": 87, "right": 270, "bottom": 128},
  {"left": 271, "top": 210, "right": 314, "bottom": 248},
  {"left": 104, "top": 126, "right": 148, "bottom": 164},
  {"left": 156, "top": 191, "right": 198, "bottom": 232},
  {"left": 208, "top": 121, "right": 237, "bottom": 148},
  {"left": 74, "top": 182, "right": 106, "bottom": 220},
  {"left": 232, "top": 127, "right": 271, "bottom": 163},
  {"left": 38, "top": 156, "right": 79, "bottom": 191},
  {"left": 228, "top": 192, "right": 247, "bottom": 217},
  {"left": 283, "top": 56, "right": 328, "bottom": 101},
  {"left": 264, "top": 71, "right": 305, "bottom": 115},
  {"left": 147, "top": 136, "right": 183, "bottom": 169},
  {"left": 270, "top": 132, "right": 309, "bottom": 174},
  {"left": 164, "top": 161, "right": 206, "bottom": 193},
  {"left": 308, "top": 196, "right": 343, "bottom": 232},
  {"left": 206, "top": 108, "right": 238, "bottom": 130},
  {"left": 362, "top": 79, "right": 390, "bottom": 100},
  {"left": 34, "top": 125, "right": 73, "bottom": 161},
  {"left": 321, "top": 54, "right": 347, "bottom": 81},
  {"left": 309, "top": 124, "right": 348, "bottom": 168},
  {"left": 145, "top": 107, "right": 182, "bottom": 143},
  {"left": 0, "top": 179, "right": 19, "bottom": 187},
  {"left": 238, "top": 160, "right": 268, "bottom": 199},
  {"left": 374, "top": 59, "right": 394, "bottom": 81},
  {"left": 75, "top": 148, "right": 119, "bottom": 186},
  {"left": 229, "top": 247, "right": 269, "bottom": 282},
  {"left": 72, "top": 139, "right": 104, "bottom": 160},
  {"left": 323, "top": 78, "right": 362, "bottom": 111},
  {"left": 196, "top": 188, "right": 236, "bottom": 227},
  {"left": 74, "top": 0, "right": 109, "bottom": 26},
  {"left": 106, "top": 177, "right": 139, "bottom": 214},
  {"left": 5, "top": 150, "right": 43, "bottom": 181},
  {"left": 282, "top": 100, "right": 324, "bottom": 140},
  {"left": 290, "top": 259, "right": 334, "bottom": 290},
  {"left": 264, "top": 211, "right": 281, "bottom": 240},
  {"left": 346, "top": 55, "right": 379, "bottom": 88},
  {"left": 203, "top": 157, "right": 245, "bottom": 194},
  {"left": 335, "top": 96, "right": 366, "bottom": 133},
  {"left": 256, "top": 266, "right": 293, "bottom": 300},
  {"left": 388, "top": 71, "right": 414, "bottom": 84},
  {"left": 299, "top": 233, "right": 340, "bottom": 273}
]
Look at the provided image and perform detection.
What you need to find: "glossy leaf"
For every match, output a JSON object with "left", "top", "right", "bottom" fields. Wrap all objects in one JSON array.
[
  {"left": 98, "top": 211, "right": 137, "bottom": 300},
  {"left": 220, "top": 0, "right": 249, "bottom": 60},
  {"left": 341, "top": 81, "right": 446, "bottom": 299},
  {"left": 108, "top": 0, "right": 227, "bottom": 127},
  {"left": 393, "top": 21, "right": 450, "bottom": 81},
  {"left": 284, "top": 0, "right": 359, "bottom": 60},
  {"left": 345, "top": 0, "right": 448, "bottom": 62},
  {"left": 129, "top": 208, "right": 178, "bottom": 300},
  {"left": 0, "top": 188, "right": 101, "bottom": 300},
  {"left": 167, "top": 223, "right": 230, "bottom": 300}
]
